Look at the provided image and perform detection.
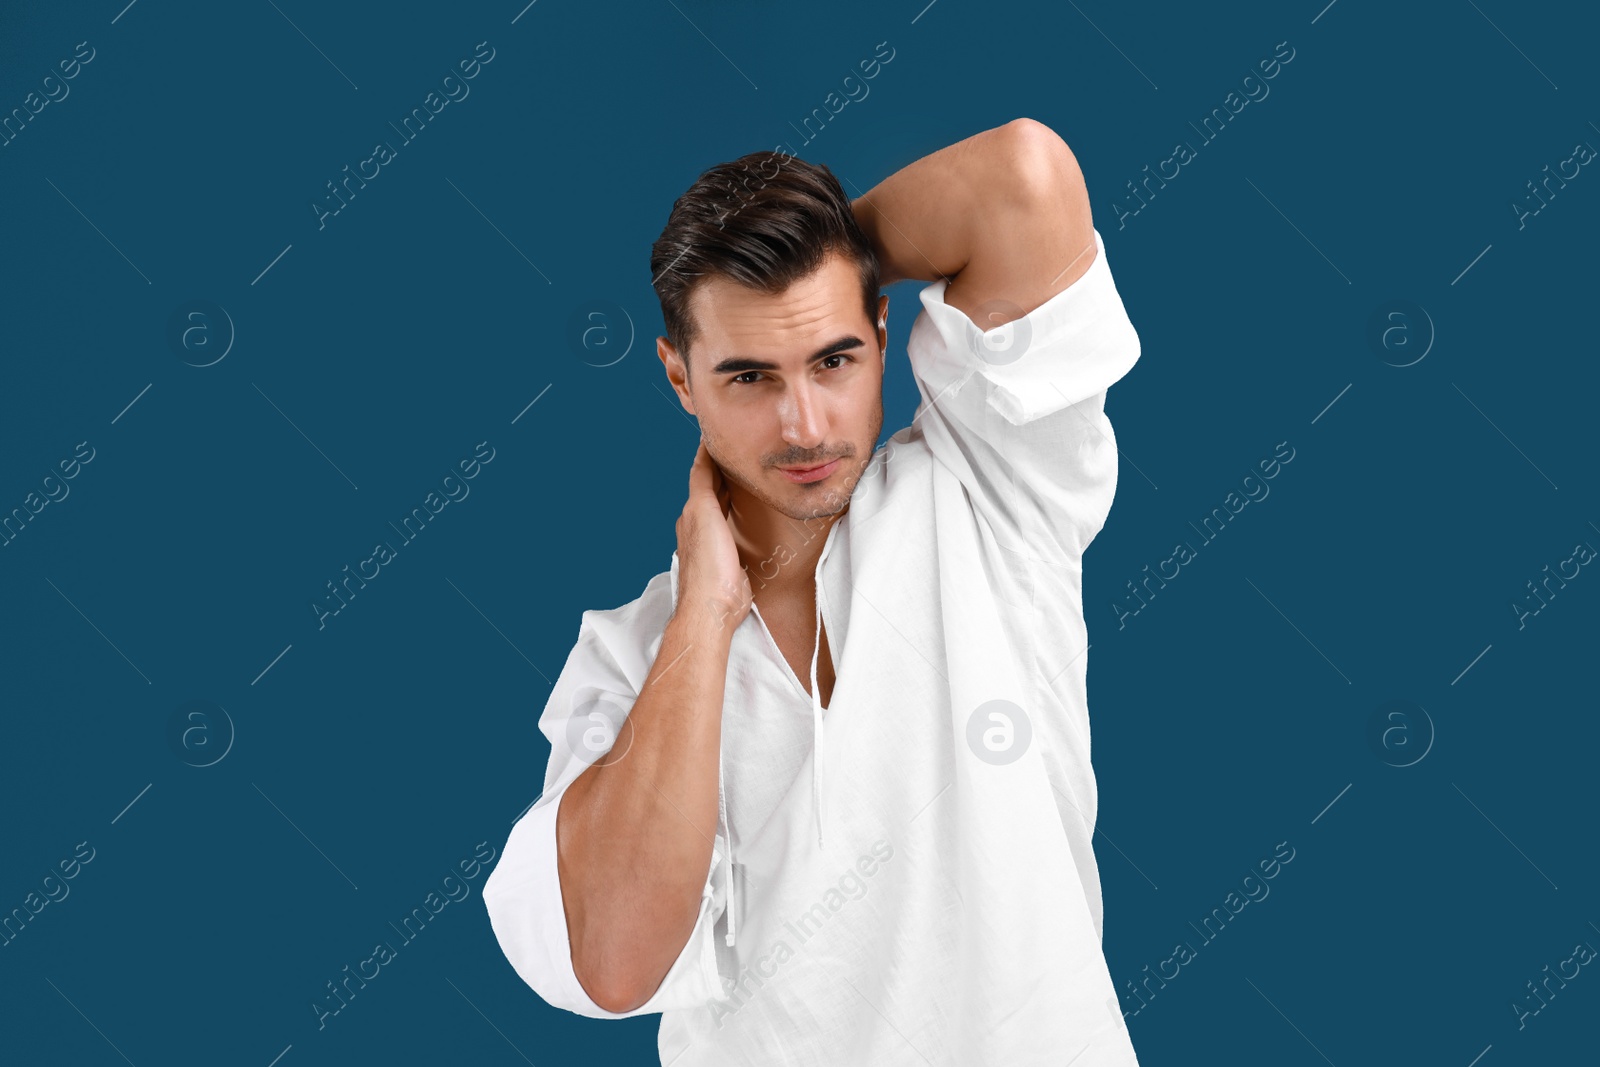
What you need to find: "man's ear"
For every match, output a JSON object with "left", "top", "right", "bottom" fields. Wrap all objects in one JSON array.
[
  {"left": 876, "top": 294, "right": 890, "bottom": 363},
  {"left": 657, "top": 335, "right": 697, "bottom": 415}
]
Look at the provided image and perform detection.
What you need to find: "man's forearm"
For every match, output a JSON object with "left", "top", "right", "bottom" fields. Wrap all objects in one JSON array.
[
  {"left": 849, "top": 119, "right": 1039, "bottom": 286},
  {"left": 557, "top": 601, "right": 734, "bottom": 1014},
  {"left": 850, "top": 118, "right": 1094, "bottom": 319}
]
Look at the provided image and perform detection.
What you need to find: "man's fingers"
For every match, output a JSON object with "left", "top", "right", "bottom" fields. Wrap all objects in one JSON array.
[
  {"left": 706, "top": 449, "right": 733, "bottom": 519},
  {"left": 689, "top": 438, "right": 714, "bottom": 498},
  {"left": 689, "top": 439, "right": 739, "bottom": 526}
]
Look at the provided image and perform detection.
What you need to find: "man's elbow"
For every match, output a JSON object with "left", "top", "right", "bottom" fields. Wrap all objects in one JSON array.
[
  {"left": 999, "top": 117, "right": 1085, "bottom": 206},
  {"left": 571, "top": 932, "right": 666, "bottom": 1016},
  {"left": 578, "top": 963, "right": 655, "bottom": 1015}
]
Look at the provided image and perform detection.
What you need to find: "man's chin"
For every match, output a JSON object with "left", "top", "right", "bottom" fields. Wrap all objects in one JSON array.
[
  {"left": 778, "top": 495, "right": 850, "bottom": 523},
  {"left": 776, "top": 472, "right": 858, "bottom": 522}
]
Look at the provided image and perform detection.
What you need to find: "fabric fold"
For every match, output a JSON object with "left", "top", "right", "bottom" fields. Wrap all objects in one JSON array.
[
  {"left": 809, "top": 519, "right": 839, "bottom": 851},
  {"left": 810, "top": 596, "right": 825, "bottom": 850}
]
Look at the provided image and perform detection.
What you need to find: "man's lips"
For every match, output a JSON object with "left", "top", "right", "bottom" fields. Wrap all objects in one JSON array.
[{"left": 777, "top": 458, "right": 843, "bottom": 483}]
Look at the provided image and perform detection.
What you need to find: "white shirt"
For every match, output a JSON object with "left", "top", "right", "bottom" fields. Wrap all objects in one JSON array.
[{"left": 484, "top": 226, "right": 1142, "bottom": 1066}]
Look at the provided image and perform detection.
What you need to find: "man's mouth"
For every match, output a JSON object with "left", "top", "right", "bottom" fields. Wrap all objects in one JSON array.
[{"left": 777, "top": 458, "right": 842, "bottom": 484}]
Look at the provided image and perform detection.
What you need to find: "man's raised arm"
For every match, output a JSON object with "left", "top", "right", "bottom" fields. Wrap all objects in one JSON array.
[
  {"left": 850, "top": 117, "right": 1096, "bottom": 327},
  {"left": 849, "top": 117, "right": 1140, "bottom": 568}
]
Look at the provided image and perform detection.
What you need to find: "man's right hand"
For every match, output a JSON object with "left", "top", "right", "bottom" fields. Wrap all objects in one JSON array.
[{"left": 676, "top": 439, "right": 753, "bottom": 632}]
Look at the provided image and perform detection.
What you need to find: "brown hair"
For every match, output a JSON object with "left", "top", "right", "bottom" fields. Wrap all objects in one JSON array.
[{"left": 650, "top": 150, "right": 881, "bottom": 378}]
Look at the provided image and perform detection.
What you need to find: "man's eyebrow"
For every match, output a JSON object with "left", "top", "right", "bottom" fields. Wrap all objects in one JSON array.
[{"left": 710, "top": 335, "right": 869, "bottom": 376}]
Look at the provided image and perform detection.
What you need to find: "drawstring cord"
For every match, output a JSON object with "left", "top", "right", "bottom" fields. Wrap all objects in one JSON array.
[{"left": 719, "top": 744, "right": 737, "bottom": 947}]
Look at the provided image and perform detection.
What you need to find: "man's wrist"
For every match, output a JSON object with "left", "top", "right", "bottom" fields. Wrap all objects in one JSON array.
[{"left": 667, "top": 594, "right": 743, "bottom": 646}]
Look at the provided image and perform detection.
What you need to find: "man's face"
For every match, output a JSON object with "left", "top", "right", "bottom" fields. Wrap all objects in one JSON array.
[{"left": 660, "top": 251, "right": 888, "bottom": 523}]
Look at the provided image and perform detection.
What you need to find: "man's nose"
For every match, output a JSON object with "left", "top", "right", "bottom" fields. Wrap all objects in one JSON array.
[{"left": 778, "top": 378, "right": 827, "bottom": 447}]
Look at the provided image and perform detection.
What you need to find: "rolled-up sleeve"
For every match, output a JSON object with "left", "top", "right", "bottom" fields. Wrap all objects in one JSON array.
[
  {"left": 482, "top": 611, "right": 730, "bottom": 1018},
  {"left": 905, "top": 226, "right": 1142, "bottom": 559}
]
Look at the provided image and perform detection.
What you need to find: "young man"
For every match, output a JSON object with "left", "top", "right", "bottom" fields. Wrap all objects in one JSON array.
[{"left": 484, "top": 118, "right": 1144, "bottom": 1065}]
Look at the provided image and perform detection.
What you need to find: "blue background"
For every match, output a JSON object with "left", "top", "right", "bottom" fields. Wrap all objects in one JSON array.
[{"left": 2, "top": 0, "right": 1595, "bottom": 1064}]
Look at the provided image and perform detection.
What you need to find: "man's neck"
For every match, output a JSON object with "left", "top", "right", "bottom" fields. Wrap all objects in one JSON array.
[{"left": 727, "top": 492, "right": 844, "bottom": 599}]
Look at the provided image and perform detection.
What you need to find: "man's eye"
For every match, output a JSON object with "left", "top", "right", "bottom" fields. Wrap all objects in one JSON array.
[{"left": 732, "top": 356, "right": 850, "bottom": 385}]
